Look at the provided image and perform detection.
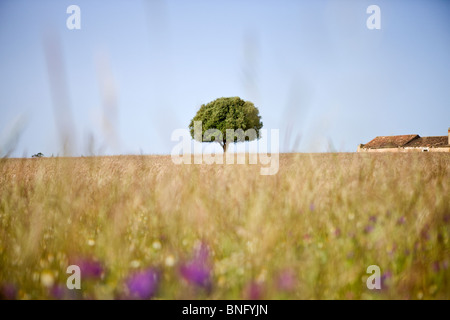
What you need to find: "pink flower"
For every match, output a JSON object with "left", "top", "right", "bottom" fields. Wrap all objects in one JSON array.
[
  {"left": 243, "top": 281, "right": 264, "bottom": 300},
  {"left": 276, "top": 269, "right": 296, "bottom": 292}
]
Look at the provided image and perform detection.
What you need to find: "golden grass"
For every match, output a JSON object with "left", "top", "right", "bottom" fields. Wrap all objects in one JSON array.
[{"left": 0, "top": 153, "right": 449, "bottom": 299}]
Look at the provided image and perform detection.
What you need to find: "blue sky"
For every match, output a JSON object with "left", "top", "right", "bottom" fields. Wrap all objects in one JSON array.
[{"left": 0, "top": 0, "right": 449, "bottom": 156}]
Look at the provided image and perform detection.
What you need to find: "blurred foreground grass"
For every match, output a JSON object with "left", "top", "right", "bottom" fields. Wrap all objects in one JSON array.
[{"left": 0, "top": 153, "right": 449, "bottom": 299}]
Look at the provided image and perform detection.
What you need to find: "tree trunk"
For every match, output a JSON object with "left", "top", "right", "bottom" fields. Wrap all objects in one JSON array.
[{"left": 222, "top": 141, "right": 229, "bottom": 153}]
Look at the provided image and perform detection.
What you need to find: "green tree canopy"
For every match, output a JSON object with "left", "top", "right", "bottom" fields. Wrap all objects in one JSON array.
[{"left": 189, "top": 97, "right": 263, "bottom": 152}]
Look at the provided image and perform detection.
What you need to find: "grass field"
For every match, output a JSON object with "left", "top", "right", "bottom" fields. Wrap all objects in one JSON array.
[{"left": 0, "top": 153, "right": 449, "bottom": 299}]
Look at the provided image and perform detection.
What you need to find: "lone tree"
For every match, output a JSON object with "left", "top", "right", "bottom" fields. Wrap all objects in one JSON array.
[{"left": 189, "top": 97, "right": 263, "bottom": 152}]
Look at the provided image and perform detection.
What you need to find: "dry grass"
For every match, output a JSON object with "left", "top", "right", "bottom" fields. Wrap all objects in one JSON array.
[{"left": 0, "top": 153, "right": 449, "bottom": 299}]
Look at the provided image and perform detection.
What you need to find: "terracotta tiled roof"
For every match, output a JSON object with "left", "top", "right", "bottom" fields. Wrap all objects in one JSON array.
[
  {"left": 403, "top": 136, "right": 448, "bottom": 148},
  {"left": 362, "top": 135, "right": 419, "bottom": 149}
]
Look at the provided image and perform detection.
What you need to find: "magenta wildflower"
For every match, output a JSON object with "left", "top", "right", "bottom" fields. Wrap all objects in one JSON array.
[
  {"left": 0, "top": 283, "right": 17, "bottom": 300},
  {"left": 364, "top": 224, "right": 374, "bottom": 234},
  {"left": 380, "top": 271, "right": 392, "bottom": 289},
  {"left": 334, "top": 228, "right": 341, "bottom": 237},
  {"left": 49, "top": 284, "right": 74, "bottom": 300},
  {"left": 397, "top": 216, "right": 406, "bottom": 225},
  {"left": 432, "top": 261, "right": 441, "bottom": 273},
  {"left": 443, "top": 214, "right": 450, "bottom": 224},
  {"left": 73, "top": 257, "right": 104, "bottom": 279},
  {"left": 420, "top": 230, "right": 430, "bottom": 241},
  {"left": 276, "top": 269, "right": 296, "bottom": 292},
  {"left": 180, "top": 242, "right": 212, "bottom": 291},
  {"left": 126, "top": 268, "right": 159, "bottom": 300},
  {"left": 243, "top": 281, "right": 264, "bottom": 300}
]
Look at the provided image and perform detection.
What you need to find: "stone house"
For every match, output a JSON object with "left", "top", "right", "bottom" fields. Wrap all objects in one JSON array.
[{"left": 357, "top": 128, "right": 450, "bottom": 152}]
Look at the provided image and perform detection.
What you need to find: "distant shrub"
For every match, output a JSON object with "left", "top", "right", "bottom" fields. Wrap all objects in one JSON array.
[{"left": 32, "top": 152, "right": 44, "bottom": 158}]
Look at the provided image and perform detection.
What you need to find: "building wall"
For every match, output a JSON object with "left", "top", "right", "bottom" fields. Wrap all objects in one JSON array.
[
  {"left": 358, "top": 148, "right": 402, "bottom": 153},
  {"left": 428, "top": 147, "right": 450, "bottom": 152},
  {"left": 358, "top": 147, "right": 450, "bottom": 153}
]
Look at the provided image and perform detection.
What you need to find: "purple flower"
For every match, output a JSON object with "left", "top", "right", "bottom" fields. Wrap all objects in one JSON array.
[
  {"left": 334, "top": 228, "right": 341, "bottom": 237},
  {"left": 180, "top": 263, "right": 211, "bottom": 289},
  {"left": 72, "top": 257, "right": 104, "bottom": 279},
  {"left": 397, "top": 216, "right": 406, "bottom": 225},
  {"left": 50, "top": 284, "right": 73, "bottom": 300},
  {"left": 0, "top": 283, "right": 17, "bottom": 300},
  {"left": 369, "top": 215, "right": 377, "bottom": 223},
  {"left": 243, "top": 281, "right": 264, "bottom": 300},
  {"left": 194, "top": 242, "right": 210, "bottom": 263},
  {"left": 420, "top": 230, "right": 430, "bottom": 241},
  {"left": 276, "top": 269, "right": 296, "bottom": 292},
  {"left": 180, "top": 242, "right": 212, "bottom": 290},
  {"left": 381, "top": 271, "right": 392, "bottom": 289},
  {"left": 443, "top": 214, "right": 450, "bottom": 224},
  {"left": 432, "top": 261, "right": 441, "bottom": 273},
  {"left": 309, "top": 203, "right": 315, "bottom": 212},
  {"left": 49, "top": 283, "right": 83, "bottom": 300},
  {"left": 364, "top": 224, "right": 374, "bottom": 234},
  {"left": 126, "top": 268, "right": 159, "bottom": 300}
]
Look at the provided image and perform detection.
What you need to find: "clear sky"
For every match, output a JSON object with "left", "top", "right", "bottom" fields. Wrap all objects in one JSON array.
[{"left": 1, "top": 0, "right": 449, "bottom": 157}]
